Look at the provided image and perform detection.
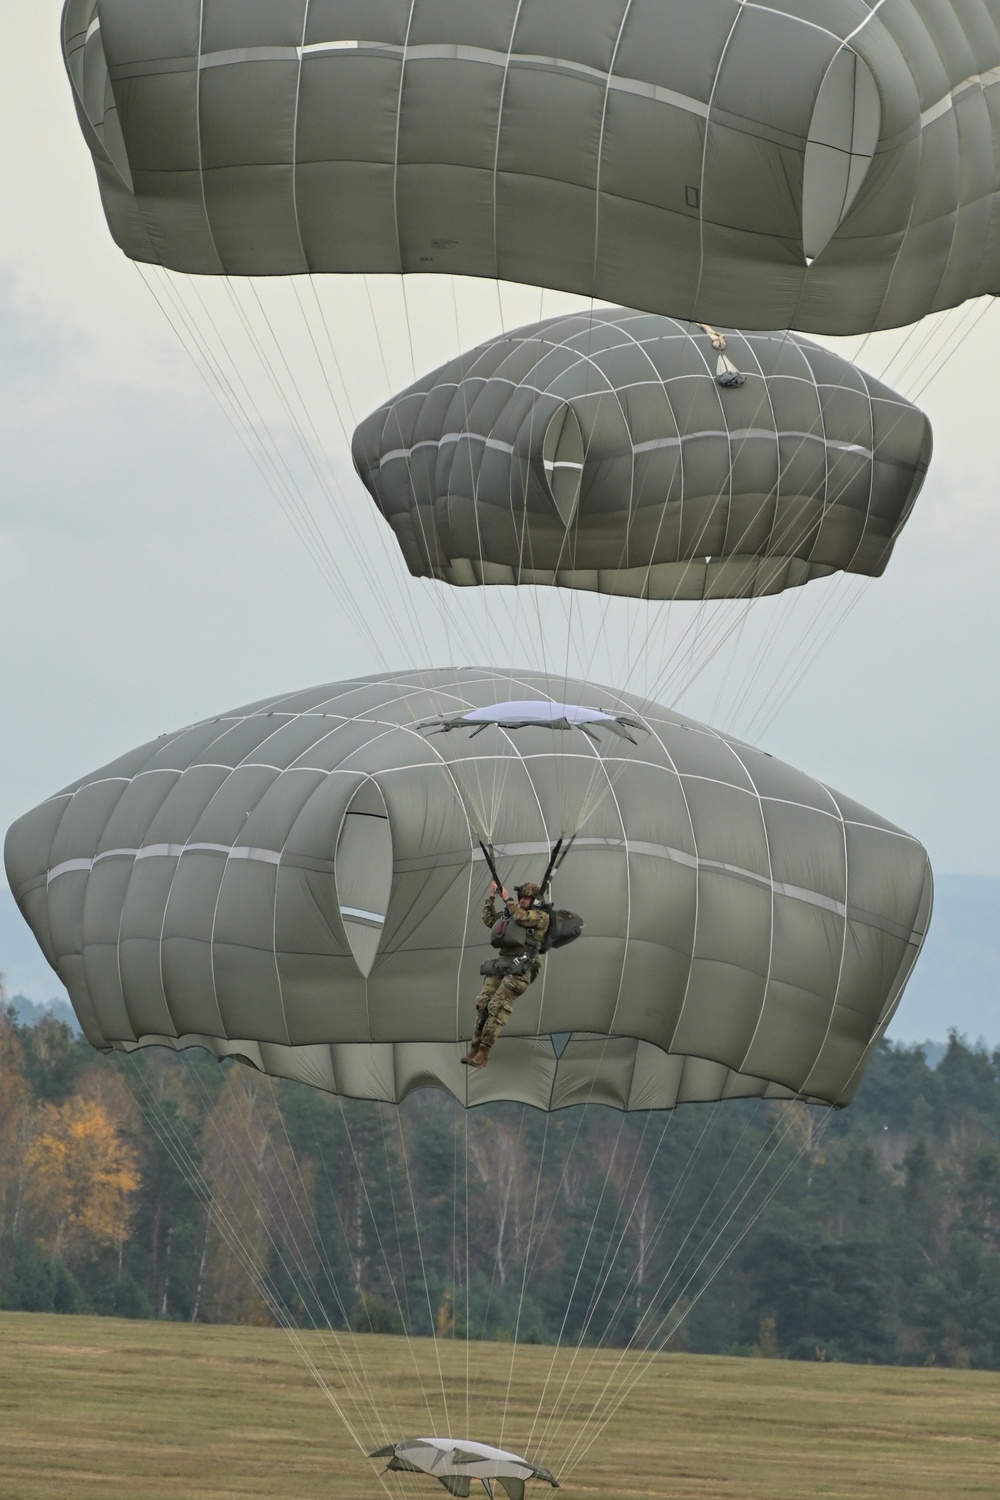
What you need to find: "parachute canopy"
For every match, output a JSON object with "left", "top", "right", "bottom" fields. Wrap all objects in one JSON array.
[
  {"left": 371, "top": 1438, "right": 558, "bottom": 1499},
  {"left": 353, "top": 310, "right": 931, "bottom": 601},
  {"left": 64, "top": 0, "right": 1000, "bottom": 333},
  {"left": 4, "top": 670, "right": 931, "bottom": 1113}
]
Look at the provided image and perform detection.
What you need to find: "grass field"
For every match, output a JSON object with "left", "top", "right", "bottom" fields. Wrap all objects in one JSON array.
[{"left": 1, "top": 1311, "right": 998, "bottom": 1499}]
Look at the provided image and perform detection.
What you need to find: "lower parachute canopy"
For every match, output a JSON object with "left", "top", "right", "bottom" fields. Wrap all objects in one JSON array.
[
  {"left": 4, "top": 668, "right": 931, "bottom": 1112},
  {"left": 371, "top": 1439, "right": 559, "bottom": 1499},
  {"left": 352, "top": 310, "right": 931, "bottom": 602}
]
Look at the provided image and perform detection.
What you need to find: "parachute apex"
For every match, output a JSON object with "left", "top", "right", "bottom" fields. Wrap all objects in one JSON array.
[{"left": 418, "top": 699, "right": 645, "bottom": 743}]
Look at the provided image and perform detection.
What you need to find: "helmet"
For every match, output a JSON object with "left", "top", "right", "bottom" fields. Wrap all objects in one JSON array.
[{"left": 516, "top": 882, "right": 543, "bottom": 901}]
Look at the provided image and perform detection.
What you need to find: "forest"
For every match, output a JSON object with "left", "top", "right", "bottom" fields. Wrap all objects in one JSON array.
[{"left": 2, "top": 990, "right": 999, "bottom": 1371}]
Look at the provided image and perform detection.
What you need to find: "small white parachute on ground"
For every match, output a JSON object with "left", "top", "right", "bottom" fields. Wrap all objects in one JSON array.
[{"left": 371, "top": 1438, "right": 559, "bottom": 1499}]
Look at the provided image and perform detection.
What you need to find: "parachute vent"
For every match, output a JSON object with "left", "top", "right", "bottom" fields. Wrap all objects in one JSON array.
[
  {"left": 802, "top": 49, "right": 880, "bottom": 262},
  {"left": 542, "top": 404, "right": 584, "bottom": 529},
  {"left": 335, "top": 781, "right": 392, "bottom": 978}
]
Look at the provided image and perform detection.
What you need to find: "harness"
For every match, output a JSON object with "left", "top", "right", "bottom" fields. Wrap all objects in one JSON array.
[
  {"left": 477, "top": 838, "right": 584, "bottom": 980},
  {"left": 483, "top": 905, "right": 543, "bottom": 979},
  {"left": 480, "top": 950, "right": 538, "bottom": 979}
]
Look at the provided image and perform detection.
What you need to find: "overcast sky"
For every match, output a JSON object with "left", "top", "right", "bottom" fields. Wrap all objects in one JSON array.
[{"left": 3, "top": 8, "right": 999, "bottom": 1037}]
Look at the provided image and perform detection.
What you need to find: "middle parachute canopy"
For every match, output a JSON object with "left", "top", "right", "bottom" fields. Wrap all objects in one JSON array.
[{"left": 354, "top": 310, "right": 931, "bottom": 602}]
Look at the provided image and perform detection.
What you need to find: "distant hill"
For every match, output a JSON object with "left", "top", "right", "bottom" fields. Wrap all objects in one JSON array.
[
  {"left": 5, "top": 992, "right": 80, "bottom": 1032},
  {"left": 3, "top": 874, "right": 998, "bottom": 1045}
]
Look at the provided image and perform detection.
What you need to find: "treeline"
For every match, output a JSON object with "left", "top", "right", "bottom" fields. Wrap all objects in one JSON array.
[{"left": 2, "top": 997, "right": 999, "bottom": 1370}]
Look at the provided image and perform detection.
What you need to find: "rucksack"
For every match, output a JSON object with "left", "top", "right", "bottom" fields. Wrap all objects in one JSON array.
[
  {"left": 490, "top": 904, "right": 584, "bottom": 954},
  {"left": 538, "top": 904, "right": 584, "bottom": 954}
]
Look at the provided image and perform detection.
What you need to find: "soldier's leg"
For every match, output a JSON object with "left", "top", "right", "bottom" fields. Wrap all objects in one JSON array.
[
  {"left": 479, "top": 972, "right": 532, "bottom": 1054},
  {"left": 474, "top": 977, "right": 500, "bottom": 1042},
  {"left": 462, "top": 977, "right": 499, "bottom": 1062}
]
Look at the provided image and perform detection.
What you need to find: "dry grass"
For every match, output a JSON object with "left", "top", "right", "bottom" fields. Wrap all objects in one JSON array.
[{"left": 1, "top": 1311, "right": 998, "bottom": 1499}]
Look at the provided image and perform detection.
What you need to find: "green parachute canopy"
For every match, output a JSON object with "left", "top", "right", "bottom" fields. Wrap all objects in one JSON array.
[
  {"left": 352, "top": 309, "right": 931, "bottom": 601},
  {"left": 4, "top": 669, "right": 931, "bottom": 1113},
  {"left": 64, "top": 0, "right": 1000, "bottom": 332}
]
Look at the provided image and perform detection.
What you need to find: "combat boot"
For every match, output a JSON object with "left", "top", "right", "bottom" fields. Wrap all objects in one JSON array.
[
  {"left": 461, "top": 1044, "right": 490, "bottom": 1068},
  {"left": 460, "top": 1044, "right": 484, "bottom": 1066}
]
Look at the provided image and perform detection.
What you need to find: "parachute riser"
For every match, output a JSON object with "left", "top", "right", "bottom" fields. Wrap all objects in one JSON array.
[
  {"left": 478, "top": 835, "right": 577, "bottom": 902},
  {"left": 478, "top": 840, "right": 505, "bottom": 894},
  {"left": 539, "top": 834, "right": 576, "bottom": 901}
]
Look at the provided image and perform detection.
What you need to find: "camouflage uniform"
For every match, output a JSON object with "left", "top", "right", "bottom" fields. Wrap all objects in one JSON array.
[{"left": 471, "top": 893, "right": 550, "bottom": 1053}]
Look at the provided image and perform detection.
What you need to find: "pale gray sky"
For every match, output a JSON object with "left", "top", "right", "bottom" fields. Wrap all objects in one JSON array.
[{"left": 2, "top": 8, "right": 999, "bottom": 1038}]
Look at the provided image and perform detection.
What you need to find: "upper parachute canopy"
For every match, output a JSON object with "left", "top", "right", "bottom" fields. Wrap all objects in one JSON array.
[
  {"left": 353, "top": 310, "right": 931, "bottom": 601},
  {"left": 4, "top": 669, "right": 931, "bottom": 1113},
  {"left": 64, "top": 0, "right": 1000, "bottom": 333}
]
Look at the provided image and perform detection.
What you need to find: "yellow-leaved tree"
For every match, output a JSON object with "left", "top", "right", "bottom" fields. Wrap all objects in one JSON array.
[{"left": 24, "top": 1095, "right": 141, "bottom": 1264}]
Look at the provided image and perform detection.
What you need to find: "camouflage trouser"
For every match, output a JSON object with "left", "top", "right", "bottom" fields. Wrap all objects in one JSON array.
[{"left": 473, "top": 966, "right": 539, "bottom": 1049}]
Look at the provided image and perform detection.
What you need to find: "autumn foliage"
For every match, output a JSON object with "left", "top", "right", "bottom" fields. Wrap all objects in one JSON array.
[
  {"left": 0, "top": 1000, "right": 142, "bottom": 1321},
  {"left": 23, "top": 1095, "right": 140, "bottom": 1262},
  {"left": 5, "top": 993, "right": 1000, "bottom": 1373}
]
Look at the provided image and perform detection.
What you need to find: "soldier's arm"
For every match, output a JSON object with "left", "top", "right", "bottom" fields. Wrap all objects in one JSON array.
[
  {"left": 511, "top": 903, "right": 550, "bottom": 936},
  {"left": 482, "top": 897, "right": 499, "bottom": 928}
]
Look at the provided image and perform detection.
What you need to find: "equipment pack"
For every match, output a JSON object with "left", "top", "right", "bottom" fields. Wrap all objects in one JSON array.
[{"left": 537, "top": 904, "right": 584, "bottom": 953}]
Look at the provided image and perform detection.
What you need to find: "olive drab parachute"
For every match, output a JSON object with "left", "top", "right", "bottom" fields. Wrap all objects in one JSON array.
[
  {"left": 33, "top": 0, "right": 946, "bottom": 1474},
  {"left": 63, "top": 0, "right": 1000, "bottom": 334},
  {"left": 352, "top": 309, "right": 932, "bottom": 601},
  {"left": 4, "top": 669, "right": 931, "bottom": 1114}
]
